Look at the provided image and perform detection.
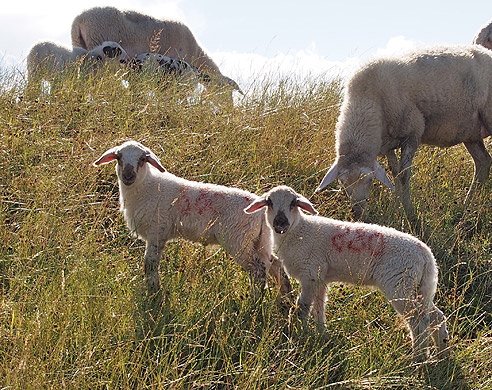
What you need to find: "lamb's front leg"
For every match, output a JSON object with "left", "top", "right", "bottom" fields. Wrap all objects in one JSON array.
[
  {"left": 292, "top": 281, "right": 316, "bottom": 327},
  {"left": 144, "top": 241, "right": 165, "bottom": 295}
]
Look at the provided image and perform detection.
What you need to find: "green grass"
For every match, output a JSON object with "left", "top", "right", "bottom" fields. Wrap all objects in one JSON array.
[{"left": 1, "top": 63, "right": 491, "bottom": 389}]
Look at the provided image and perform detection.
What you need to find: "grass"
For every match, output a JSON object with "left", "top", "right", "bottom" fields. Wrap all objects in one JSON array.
[{"left": 1, "top": 62, "right": 491, "bottom": 389}]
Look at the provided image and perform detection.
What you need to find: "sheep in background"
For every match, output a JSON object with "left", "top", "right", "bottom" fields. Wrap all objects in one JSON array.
[
  {"left": 27, "top": 41, "right": 130, "bottom": 81},
  {"left": 93, "top": 141, "right": 291, "bottom": 299},
  {"left": 473, "top": 19, "right": 492, "bottom": 49},
  {"left": 317, "top": 45, "right": 492, "bottom": 220},
  {"left": 130, "top": 52, "right": 206, "bottom": 83},
  {"left": 71, "top": 6, "right": 242, "bottom": 95},
  {"left": 27, "top": 41, "right": 88, "bottom": 80},
  {"left": 245, "top": 185, "right": 448, "bottom": 360},
  {"left": 83, "top": 41, "right": 131, "bottom": 66}
]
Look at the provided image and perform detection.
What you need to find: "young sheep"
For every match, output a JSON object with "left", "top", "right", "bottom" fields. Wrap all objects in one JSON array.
[
  {"left": 130, "top": 52, "right": 206, "bottom": 83},
  {"left": 27, "top": 40, "right": 130, "bottom": 81},
  {"left": 83, "top": 41, "right": 131, "bottom": 65},
  {"left": 316, "top": 45, "right": 492, "bottom": 220},
  {"left": 27, "top": 41, "right": 88, "bottom": 80},
  {"left": 245, "top": 185, "right": 448, "bottom": 360},
  {"left": 93, "top": 141, "right": 291, "bottom": 298}
]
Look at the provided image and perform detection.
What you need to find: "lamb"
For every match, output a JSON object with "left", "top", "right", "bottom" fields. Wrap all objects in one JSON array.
[
  {"left": 27, "top": 41, "right": 88, "bottom": 80},
  {"left": 316, "top": 45, "right": 492, "bottom": 220},
  {"left": 473, "top": 19, "right": 492, "bottom": 49},
  {"left": 244, "top": 185, "right": 448, "bottom": 360},
  {"left": 27, "top": 40, "right": 130, "bottom": 81},
  {"left": 71, "top": 6, "right": 242, "bottom": 94},
  {"left": 93, "top": 140, "right": 291, "bottom": 299},
  {"left": 83, "top": 41, "right": 131, "bottom": 65},
  {"left": 130, "top": 52, "right": 207, "bottom": 83}
]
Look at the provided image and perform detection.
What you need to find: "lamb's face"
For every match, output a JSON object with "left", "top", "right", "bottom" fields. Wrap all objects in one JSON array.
[
  {"left": 85, "top": 41, "right": 131, "bottom": 65},
  {"left": 93, "top": 141, "right": 166, "bottom": 186},
  {"left": 244, "top": 186, "right": 318, "bottom": 235},
  {"left": 115, "top": 144, "right": 151, "bottom": 186}
]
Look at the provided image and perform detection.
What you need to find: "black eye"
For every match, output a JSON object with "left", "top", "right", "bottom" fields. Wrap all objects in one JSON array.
[
  {"left": 290, "top": 199, "right": 297, "bottom": 210},
  {"left": 266, "top": 198, "right": 273, "bottom": 207}
]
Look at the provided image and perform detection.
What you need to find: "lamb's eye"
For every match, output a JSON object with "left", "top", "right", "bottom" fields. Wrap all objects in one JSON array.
[
  {"left": 266, "top": 198, "right": 273, "bottom": 207},
  {"left": 138, "top": 156, "right": 146, "bottom": 166},
  {"left": 290, "top": 199, "right": 297, "bottom": 210}
]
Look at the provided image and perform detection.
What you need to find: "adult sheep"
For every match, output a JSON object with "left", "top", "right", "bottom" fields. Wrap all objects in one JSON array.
[
  {"left": 93, "top": 141, "right": 291, "bottom": 300},
  {"left": 245, "top": 186, "right": 448, "bottom": 361},
  {"left": 317, "top": 45, "right": 492, "bottom": 220},
  {"left": 473, "top": 19, "right": 492, "bottom": 49},
  {"left": 71, "top": 6, "right": 242, "bottom": 94}
]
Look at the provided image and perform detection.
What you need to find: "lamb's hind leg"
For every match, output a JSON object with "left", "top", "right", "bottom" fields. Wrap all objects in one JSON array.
[{"left": 464, "top": 140, "right": 491, "bottom": 207}]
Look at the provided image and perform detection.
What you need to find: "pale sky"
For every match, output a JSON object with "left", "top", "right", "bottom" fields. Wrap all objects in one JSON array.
[{"left": 1, "top": 1, "right": 491, "bottom": 87}]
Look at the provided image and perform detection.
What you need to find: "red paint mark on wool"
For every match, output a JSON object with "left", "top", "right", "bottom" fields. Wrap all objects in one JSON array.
[
  {"left": 176, "top": 187, "right": 226, "bottom": 217},
  {"left": 331, "top": 226, "right": 385, "bottom": 256}
]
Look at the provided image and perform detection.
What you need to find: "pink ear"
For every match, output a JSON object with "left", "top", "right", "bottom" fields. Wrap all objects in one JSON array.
[
  {"left": 296, "top": 198, "right": 318, "bottom": 215},
  {"left": 244, "top": 198, "right": 268, "bottom": 214},
  {"left": 93, "top": 151, "right": 118, "bottom": 166},
  {"left": 146, "top": 155, "right": 166, "bottom": 172}
]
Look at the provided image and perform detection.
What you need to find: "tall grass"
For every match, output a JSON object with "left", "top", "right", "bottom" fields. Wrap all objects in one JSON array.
[{"left": 1, "top": 63, "right": 491, "bottom": 389}]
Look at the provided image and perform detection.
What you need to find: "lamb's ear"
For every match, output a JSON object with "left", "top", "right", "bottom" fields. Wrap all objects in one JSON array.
[
  {"left": 145, "top": 153, "right": 166, "bottom": 172},
  {"left": 296, "top": 196, "right": 319, "bottom": 215},
  {"left": 93, "top": 148, "right": 118, "bottom": 166},
  {"left": 244, "top": 198, "right": 269, "bottom": 214},
  {"left": 374, "top": 161, "right": 395, "bottom": 191},
  {"left": 316, "top": 162, "right": 339, "bottom": 192}
]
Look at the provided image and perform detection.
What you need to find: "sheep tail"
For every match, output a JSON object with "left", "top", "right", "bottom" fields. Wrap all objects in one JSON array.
[{"left": 417, "top": 251, "right": 438, "bottom": 307}]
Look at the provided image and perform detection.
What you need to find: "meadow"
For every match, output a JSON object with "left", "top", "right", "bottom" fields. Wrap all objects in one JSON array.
[{"left": 0, "top": 63, "right": 491, "bottom": 389}]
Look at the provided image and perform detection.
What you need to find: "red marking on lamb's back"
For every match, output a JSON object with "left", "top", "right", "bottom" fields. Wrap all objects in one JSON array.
[
  {"left": 331, "top": 226, "right": 385, "bottom": 256},
  {"left": 176, "top": 187, "right": 227, "bottom": 217}
]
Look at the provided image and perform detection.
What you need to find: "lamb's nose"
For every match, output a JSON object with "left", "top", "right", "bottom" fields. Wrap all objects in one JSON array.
[{"left": 273, "top": 211, "right": 290, "bottom": 234}]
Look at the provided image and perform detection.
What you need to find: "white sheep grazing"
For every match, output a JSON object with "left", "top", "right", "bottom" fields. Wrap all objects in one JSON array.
[
  {"left": 130, "top": 52, "right": 205, "bottom": 83},
  {"left": 316, "top": 45, "right": 492, "bottom": 219},
  {"left": 27, "top": 41, "right": 130, "bottom": 81},
  {"left": 83, "top": 41, "right": 131, "bottom": 65},
  {"left": 473, "top": 19, "right": 492, "bottom": 49},
  {"left": 93, "top": 141, "right": 291, "bottom": 298},
  {"left": 245, "top": 185, "right": 448, "bottom": 360},
  {"left": 71, "top": 6, "right": 242, "bottom": 95},
  {"left": 27, "top": 41, "right": 88, "bottom": 80}
]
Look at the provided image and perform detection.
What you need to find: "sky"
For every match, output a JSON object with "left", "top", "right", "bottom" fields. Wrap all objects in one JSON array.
[{"left": 1, "top": 1, "right": 491, "bottom": 88}]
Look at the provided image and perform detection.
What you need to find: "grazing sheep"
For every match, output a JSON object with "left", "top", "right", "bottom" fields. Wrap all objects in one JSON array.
[
  {"left": 473, "top": 19, "right": 492, "bottom": 49},
  {"left": 83, "top": 41, "right": 131, "bottom": 65},
  {"left": 130, "top": 52, "right": 206, "bottom": 83},
  {"left": 27, "top": 41, "right": 88, "bottom": 80},
  {"left": 27, "top": 40, "right": 130, "bottom": 81},
  {"left": 71, "top": 6, "right": 242, "bottom": 94},
  {"left": 93, "top": 141, "right": 291, "bottom": 298},
  {"left": 245, "top": 185, "right": 448, "bottom": 360},
  {"left": 317, "top": 45, "right": 492, "bottom": 219}
]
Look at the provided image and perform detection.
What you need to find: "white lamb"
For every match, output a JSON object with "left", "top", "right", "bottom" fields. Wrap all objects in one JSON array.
[
  {"left": 71, "top": 6, "right": 242, "bottom": 95},
  {"left": 27, "top": 40, "right": 130, "bottom": 81},
  {"left": 130, "top": 52, "right": 205, "bottom": 83},
  {"left": 83, "top": 41, "right": 131, "bottom": 65},
  {"left": 93, "top": 141, "right": 291, "bottom": 298},
  {"left": 245, "top": 185, "right": 448, "bottom": 360},
  {"left": 316, "top": 45, "right": 492, "bottom": 220},
  {"left": 27, "top": 41, "right": 88, "bottom": 80}
]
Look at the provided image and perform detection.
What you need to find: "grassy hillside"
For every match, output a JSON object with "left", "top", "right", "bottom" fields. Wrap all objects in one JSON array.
[{"left": 1, "top": 64, "right": 491, "bottom": 389}]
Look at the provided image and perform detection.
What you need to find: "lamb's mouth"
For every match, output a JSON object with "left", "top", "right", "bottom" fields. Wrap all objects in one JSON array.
[{"left": 274, "top": 225, "right": 289, "bottom": 234}]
